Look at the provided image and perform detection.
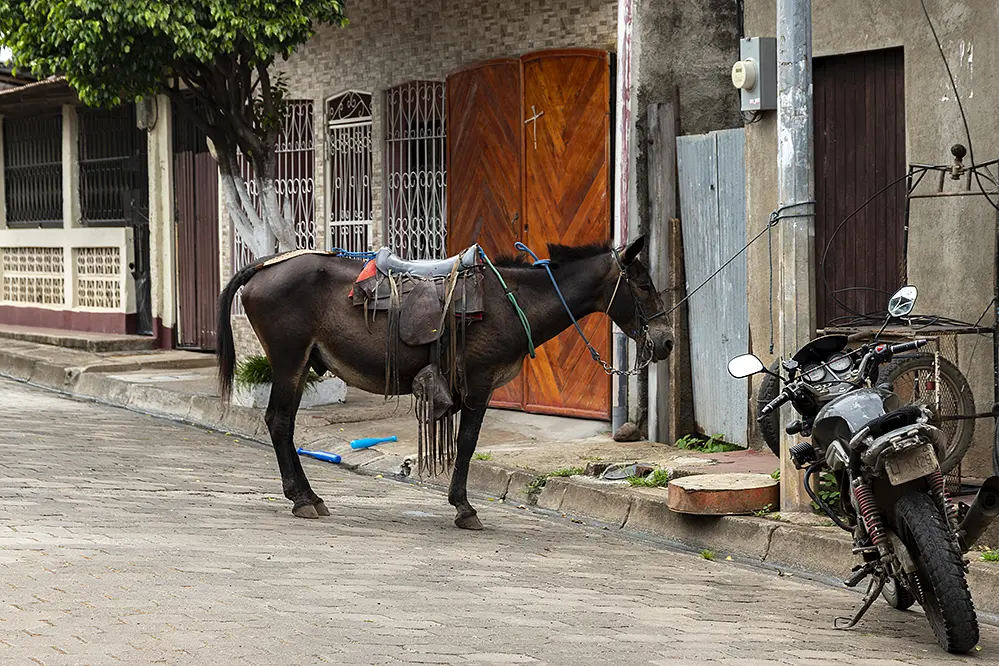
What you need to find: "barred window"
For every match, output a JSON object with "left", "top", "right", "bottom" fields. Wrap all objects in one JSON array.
[
  {"left": 78, "top": 105, "right": 147, "bottom": 226},
  {"left": 384, "top": 81, "right": 447, "bottom": 260},
  {"left": 326, "top": 90, "right": 373, "bottom": 253},
  {"left": 3, "top": 114, "right": 63, "bottom": 227}
]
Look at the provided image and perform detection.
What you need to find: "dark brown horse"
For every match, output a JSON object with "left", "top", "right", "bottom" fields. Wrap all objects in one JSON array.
[{"left": 216, "top": 237, "right": 673, "bottom": 529}]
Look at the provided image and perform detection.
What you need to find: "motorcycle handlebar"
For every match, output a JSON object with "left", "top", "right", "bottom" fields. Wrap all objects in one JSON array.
[
  {"left": 758, "top": 388, "right": 792, "bottom": 420},
  {"left": 889, "top": 339, "right": 928, "bottom": 355}
]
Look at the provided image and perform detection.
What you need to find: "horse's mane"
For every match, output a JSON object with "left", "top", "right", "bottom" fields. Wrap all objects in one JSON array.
[{"left": 490, "top": 241, "right": 612, "bottom": 268}]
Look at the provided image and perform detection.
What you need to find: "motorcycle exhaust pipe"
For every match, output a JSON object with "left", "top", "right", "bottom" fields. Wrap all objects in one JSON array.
[{"left": 959, "top": 475, "right": 999, "bottom": 553}]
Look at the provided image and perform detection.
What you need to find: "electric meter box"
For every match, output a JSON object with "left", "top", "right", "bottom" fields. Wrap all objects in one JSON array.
[{"left": 734, "top": 37, "right": 776, "bottom": 112}]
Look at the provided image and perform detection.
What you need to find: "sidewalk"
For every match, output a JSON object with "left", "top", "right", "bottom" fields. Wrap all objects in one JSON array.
[{"left": 2, "top": 329, "right": 999, "bottom": 616}]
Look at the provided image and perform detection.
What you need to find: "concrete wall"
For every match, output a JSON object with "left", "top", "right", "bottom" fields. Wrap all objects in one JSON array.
[
  {"left": 634, "top": 0, "right": 743, "bottom": 239},
  {"left": 743, "top": 0, "right": 999, "bottom": 475}
]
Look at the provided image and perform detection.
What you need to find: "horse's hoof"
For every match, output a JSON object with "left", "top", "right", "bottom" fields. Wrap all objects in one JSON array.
[
  {"left": 314, "top": 500, "right": 331, "bottom": 517},
  {"left": 455, "top": 514, "right": 483, "bottom": 530},
  {"left": 292, "top": 503, "right": 320, "bottom": 519}
]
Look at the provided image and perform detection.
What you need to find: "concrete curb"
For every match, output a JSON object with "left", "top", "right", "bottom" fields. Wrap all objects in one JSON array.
[{"left": 4, "top": 345, "right": 999, "bottom": 618}]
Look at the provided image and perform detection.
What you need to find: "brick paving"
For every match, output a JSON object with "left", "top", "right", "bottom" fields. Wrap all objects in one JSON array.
[{"left": 0, "top": 378, "right": 995, "bottom": 665}]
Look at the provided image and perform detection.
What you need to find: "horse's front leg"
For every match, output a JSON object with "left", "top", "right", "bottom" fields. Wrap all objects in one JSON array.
[{"left": 448, "top": 398, "right": 489, "bottom": 530}]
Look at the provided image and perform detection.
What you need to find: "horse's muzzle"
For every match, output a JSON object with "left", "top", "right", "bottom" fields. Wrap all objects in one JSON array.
[{"left": 649, "top": 329, "right": 674, "bottom": 362}]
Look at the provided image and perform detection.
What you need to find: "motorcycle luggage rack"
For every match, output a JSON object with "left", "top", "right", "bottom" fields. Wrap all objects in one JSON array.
[{"left": 820, "top": 147, "right": 999, "bottom": 490}]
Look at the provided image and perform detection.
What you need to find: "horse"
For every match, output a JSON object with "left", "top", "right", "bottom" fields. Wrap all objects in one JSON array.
[{"left": 215, "top": 236, "right": 674, "bottom": 529}]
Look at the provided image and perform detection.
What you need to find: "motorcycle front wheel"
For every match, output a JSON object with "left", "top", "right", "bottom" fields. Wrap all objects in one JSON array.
[{"left": 894, "top": 491, "right": 978, "bottom": 653}]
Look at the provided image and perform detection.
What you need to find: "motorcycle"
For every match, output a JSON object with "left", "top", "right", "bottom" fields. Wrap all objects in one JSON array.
[{"left": 728, "top": 285, "right": 999, "bottom": 654}]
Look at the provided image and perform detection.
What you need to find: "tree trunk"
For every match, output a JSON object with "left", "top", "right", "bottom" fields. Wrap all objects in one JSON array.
[{"left": 215, "top": 145, "right": 297, "bottom": 258}]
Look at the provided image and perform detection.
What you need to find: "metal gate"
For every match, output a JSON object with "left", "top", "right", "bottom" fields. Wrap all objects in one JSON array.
[
  {"left": 174, "top": 97, "right": 220, "bottom": 350},
  {"left": 384, "top": 80, "right": 447, "bottom": 259},
  {"left": 677, "top": 128, "right": 748, "bottom": 444},
  {"left": 78, "top": 105, "right": 152, "bottom": 334},
  {"left": 326, "top": 91, "right": 372, "bottom": 252},
  {"left": 232, "top": 99, "right": 316, "bottom": 313}
]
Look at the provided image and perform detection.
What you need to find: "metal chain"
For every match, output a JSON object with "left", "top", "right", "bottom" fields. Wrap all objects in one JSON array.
[{"left": 593, "top": 326, "right": 657, "bottom": 376}]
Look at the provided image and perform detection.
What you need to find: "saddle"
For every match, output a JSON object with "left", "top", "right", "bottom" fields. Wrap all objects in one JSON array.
[{"left": 351, "top": 245, "right": 485, "bottom": 346}]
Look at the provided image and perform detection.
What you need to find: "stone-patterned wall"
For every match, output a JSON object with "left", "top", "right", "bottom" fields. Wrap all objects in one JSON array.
[{"left": 272, "top": 0, "right": 617, "bottom": 256}]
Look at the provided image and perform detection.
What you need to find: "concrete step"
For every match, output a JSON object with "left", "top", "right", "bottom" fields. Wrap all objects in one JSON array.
[{"left": 0, "top": 324, "right": 156, "bottom": 352}]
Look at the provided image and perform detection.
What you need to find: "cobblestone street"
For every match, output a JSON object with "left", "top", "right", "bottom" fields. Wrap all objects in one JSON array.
[{"left": 1, "top": 378, "right": 995, "bottom": 665}]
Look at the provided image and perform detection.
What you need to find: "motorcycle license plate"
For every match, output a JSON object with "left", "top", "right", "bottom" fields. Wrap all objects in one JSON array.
[{"left": 885, "top": 443, "right": 939, "bottom": 486}]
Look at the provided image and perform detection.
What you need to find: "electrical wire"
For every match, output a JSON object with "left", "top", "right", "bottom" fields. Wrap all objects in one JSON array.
[
  {"left": 818, "top": 172, "right": 913, "bottom": 318},
  {"left": 919, "top": 0, "right": 999, "bottom": 211}
]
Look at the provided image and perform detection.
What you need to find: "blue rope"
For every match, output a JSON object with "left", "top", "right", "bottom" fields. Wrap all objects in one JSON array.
[
  {"left": 330, "top": 247, "right": 376, "bottom": 259},
  {"left": 514, "top": 242, "right": 600, "bottom": 361}
]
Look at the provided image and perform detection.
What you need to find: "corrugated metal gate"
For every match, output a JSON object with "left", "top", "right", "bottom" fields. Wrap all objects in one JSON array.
[
  {"left": 173, "top": 99, "right": 219, "bottom": 350},
  {"left": 677, "top": 128, "right": 748, "bottom": 444}
]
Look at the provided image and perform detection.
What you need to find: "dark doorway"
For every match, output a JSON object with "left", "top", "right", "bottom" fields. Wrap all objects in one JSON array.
[{"left": 814, "top": 47, "right": 906, "bottom": 327}]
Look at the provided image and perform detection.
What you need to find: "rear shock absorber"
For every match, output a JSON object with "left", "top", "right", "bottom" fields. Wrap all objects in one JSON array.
[
  {"left": 928, "top": 469, "right": 961, "bottom": 534},
  {"left": 854, "top": 480, "right": 888, "bottom": 551}
]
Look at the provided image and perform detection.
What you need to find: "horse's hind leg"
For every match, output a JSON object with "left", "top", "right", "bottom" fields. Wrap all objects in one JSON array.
[
  {"left": 265, "top": 346, "right": 328, "bottom": 519},
  {"left": 448, "top": 398, "right": 489, "bottom": 530}
]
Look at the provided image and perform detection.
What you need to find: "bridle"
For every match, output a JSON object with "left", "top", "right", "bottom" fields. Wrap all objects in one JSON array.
[{"left": 515, "top": 242, "right": 667, "bottom": 376}]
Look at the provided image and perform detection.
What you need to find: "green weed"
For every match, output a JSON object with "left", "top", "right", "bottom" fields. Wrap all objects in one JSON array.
[
  {"left": 472, "top": 452, "right": 492, "bottom": 461},
  {"left": 550, "top": 467, "right": 584, "bottom": 478},
  {"left": 752, "top": 504, "right": 774, "bottom": 518},
  {"left": 700, "top": 549, "right": 715, "bottom": 561},
  {"left": 235, "top": 354, "right": 320, "bottom": 388},
  {"left": 981, "top": 548, "right": 999, "bottom": 563},
  {"left": 675, "top": 433, "right": 741, "bottom": 454},
  {"left": 525, "top": 467, "right": 584, "bottom": 497},
  {"left": 811, "top": 471, "right": 842, "bottom": 515},
  {"left": 627, "top": 468, "right": 673, "bottom": 488},
  {"left": 771, "top": 469, "right": 781, "bottom": 480}
]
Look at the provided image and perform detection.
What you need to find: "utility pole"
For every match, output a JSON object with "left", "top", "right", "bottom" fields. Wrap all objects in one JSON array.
[{"left": 776, "top": 0, "right": 817, "bottom": 512}]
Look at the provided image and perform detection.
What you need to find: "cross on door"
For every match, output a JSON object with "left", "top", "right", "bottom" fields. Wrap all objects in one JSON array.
[{"left": 525, "top": 105, "right": 544, "bottom": 149}]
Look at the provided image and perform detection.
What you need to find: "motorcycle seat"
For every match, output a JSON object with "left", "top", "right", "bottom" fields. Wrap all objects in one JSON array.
[{"left": 860, "top": 405, "right": 924, "bottom": 440}]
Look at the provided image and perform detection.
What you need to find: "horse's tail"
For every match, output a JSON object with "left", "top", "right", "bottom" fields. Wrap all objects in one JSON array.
[{"left": 216, "top": 260, "right": 265, "bottom": 403}]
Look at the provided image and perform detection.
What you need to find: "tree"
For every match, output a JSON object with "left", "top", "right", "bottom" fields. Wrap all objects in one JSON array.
[{"left": 0, "top": 1, "right": 347, "bottom": 257}]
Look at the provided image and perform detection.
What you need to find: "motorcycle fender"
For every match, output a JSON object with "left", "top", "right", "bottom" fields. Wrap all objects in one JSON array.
[{"left": 884, "top": 442, "right": 939, "bottom": 486}]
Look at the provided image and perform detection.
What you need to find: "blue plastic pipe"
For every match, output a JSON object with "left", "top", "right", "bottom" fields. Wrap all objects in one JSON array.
[
  {"left": 297, "top": 448, "right": 342, "bottom": 464},
  {"left": 350, "top": 435, "right": 398, "bottom": 450}
]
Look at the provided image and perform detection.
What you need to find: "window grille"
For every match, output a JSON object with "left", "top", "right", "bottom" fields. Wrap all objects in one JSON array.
[
  {"left": 326, "top": 91, "right": 373, "bottom": 253},
  {"left": 2, "top": 114, "right": 63, "bottom": 227},
  {"left": 384, "top": 81, "right": 447, "bottom": 259},
  {"left": 232, "top": 99, "right": 316, "bottom": 313},
  {"left": 78, "top": 105, "right": 148, "bottom": 226}
]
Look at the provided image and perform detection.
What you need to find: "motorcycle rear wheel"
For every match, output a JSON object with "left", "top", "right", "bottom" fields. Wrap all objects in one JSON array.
[
  {"left": 879, "top": 354, "right": 975, "bottom": 475},
  {"left": 894, "top": 491, "right": 978, "bottom": 653},
  {"left": 882, "top": 575, "right": 916, "bottom": 611}
]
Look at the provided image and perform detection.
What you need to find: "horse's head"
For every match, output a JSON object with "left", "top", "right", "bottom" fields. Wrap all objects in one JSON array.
[{"left": 606, "top": 236, "right": 674, "bottom": 362}]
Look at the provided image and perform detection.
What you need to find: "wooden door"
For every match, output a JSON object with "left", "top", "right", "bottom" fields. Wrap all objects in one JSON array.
[
  {"left": 446, "top": 59, "right": 526, "bottom": 408},
  {"left": 814, "top": 48, "right": 906, "bottom": 327},
  {"left": 521, "top": 50, "right": 612, "bottom": 419},
  {"left": 174, "top": 105, "right": 220, "bottom": 350}
]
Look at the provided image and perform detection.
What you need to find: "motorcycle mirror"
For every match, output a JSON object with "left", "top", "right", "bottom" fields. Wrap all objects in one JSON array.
[
  {"left": 887, "top": 285, "right": 917, "bottom": 318},
  {"left": 728, "top": 353, "right": 765, "bottom": 379}
]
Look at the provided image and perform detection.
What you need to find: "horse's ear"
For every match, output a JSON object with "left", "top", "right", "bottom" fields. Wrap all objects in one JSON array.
[{"left": 623, "top": 236, "right": 645, "bottom": 264}]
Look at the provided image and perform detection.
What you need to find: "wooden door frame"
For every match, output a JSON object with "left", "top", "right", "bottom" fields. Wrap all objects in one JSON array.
[{"left": 520, "top": 48, "right": 614, "bottom": 419}]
